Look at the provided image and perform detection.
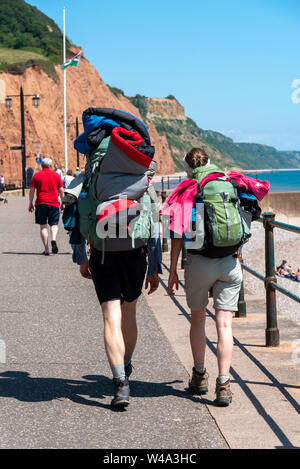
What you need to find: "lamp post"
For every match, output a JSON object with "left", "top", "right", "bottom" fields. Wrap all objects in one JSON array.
[
  {"left": 5, "top": 86, "right": 40, "bottom": 196},
  {"left": 67, "top": 117, "right": 81, "bottom": 168}
]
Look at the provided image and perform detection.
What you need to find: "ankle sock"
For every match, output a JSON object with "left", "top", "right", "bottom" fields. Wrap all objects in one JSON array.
[
  {"left": 194, "top": 363, "right": 206, "bottom": 374},
  {"left": 218, "top": 374, "right": 230, "bottom": 384},
  {"left": 111, "top": 364, "right": 126, "bottom": 381}
]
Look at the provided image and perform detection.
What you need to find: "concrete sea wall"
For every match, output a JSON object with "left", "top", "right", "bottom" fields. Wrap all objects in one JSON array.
[{"left": 258, "top": 191, "right": 300, "bottom": 225}]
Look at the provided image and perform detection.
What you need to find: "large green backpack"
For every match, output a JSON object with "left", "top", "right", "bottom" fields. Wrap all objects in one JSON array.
[
  {"left": 77, "top": 138, "right": 154, "bottom": 256},
  {"left": 188, "top": 165, "right": 251, "bottom": 251}
]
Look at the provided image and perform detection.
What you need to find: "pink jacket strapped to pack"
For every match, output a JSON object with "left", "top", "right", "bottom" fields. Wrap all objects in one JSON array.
[
  {"left": 226, "top": 171, "right": 270, "bottom": 201},
  {"left": 160, "top": 179, "right": 197, "bottom": 235},
  {"left": 160, "top": 171, "right": 270, "bottom": 236},
  {"left": 199, "top": 171, "right": 270, "bottom": 201}
]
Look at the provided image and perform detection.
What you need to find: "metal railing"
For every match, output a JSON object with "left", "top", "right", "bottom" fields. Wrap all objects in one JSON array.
[
  {"left": 238, "top": 212, "right": 300, "bottom": 347},
  {"left": 160, "top": 203, "right": 300, "bottom": 348},
  {"left": 161, "top": 175, "right": 186, "bottom": 191}
]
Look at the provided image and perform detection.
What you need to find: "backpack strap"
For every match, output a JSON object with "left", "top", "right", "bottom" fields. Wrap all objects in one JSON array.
[
  {"left": 194, "top": 182, "right": 203, "bottom": 202},
  {"left": 224, "top": 172, "right": 239, "bottom": 190},
  {"left": 200, "top": 171, "right": 239, "bottom": 194},
  {"left": 199, "top": 171, "right": 226, "bottom": 189}
]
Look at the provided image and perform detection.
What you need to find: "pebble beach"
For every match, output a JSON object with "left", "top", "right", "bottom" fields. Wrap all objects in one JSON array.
[{"left": 242, "top": 221, "right": 300, "bottom": 325}]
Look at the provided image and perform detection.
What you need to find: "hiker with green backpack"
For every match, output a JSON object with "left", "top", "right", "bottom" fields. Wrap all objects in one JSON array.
[
  {"left": 165, "top": 147, "right": 253, "bottom": 406},
  {"left": 63, "top": 109, "right": 162, "bottom": 408}
]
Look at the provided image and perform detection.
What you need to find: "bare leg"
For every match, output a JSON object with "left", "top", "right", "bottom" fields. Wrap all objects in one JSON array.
[
  {"left": 101, "top": 300, "right": 125, "bottom": 367},
  {"left": 50, "top": 224, "right": 58, "bottom": 242},
  {"left": 190, "top": 309, "right": 206, "bottom": 366},
  {"left": 40, "top": 225, "right": 49, "bottom": 253},
  {"left": 215, "top": 309, "right": 234, "bottom": 375},
  {"left": 121, "top": 299, "right": 138, "bottom": 360}
]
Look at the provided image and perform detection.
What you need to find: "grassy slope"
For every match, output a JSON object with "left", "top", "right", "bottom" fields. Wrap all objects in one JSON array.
[
  {"left": 0, "top": 47, "right": 46, "bottom": 64},
  {"left": 0, "top": 46, "right": 59, "bottom": 81}
]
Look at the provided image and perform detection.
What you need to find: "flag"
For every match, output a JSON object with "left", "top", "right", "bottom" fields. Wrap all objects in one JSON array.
[{"left": 61, "top": 51, "right": 82, "bottom": 70}]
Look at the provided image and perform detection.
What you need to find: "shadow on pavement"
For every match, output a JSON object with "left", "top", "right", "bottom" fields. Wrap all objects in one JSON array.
[{"left": 0, "top": 371, "right": 201, "bottom": 412}]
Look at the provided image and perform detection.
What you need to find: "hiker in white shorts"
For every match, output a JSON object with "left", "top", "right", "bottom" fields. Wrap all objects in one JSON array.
[{"left": 167, "top": 148, "right": 244, "bottom": 406}]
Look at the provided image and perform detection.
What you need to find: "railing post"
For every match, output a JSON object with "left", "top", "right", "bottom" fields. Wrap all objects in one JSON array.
[
  {"left": 161, "top": 176, "right": 164, "bottom": 192},
  {"left": 161, "top": 190, "right": 168, "bottom": 253},
  {"left": 263, "top": 212, "right": 280, "bottom": 347},
  {"left": 167, "top": 176, "right": 170, "bottom": 190},
  {"left": 236, "top": 255, "right": 247, "bottom": 317}
]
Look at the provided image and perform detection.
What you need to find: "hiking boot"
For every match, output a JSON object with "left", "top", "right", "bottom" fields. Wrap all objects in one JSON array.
[
  {"left": 111, "top": 377, "right": 130, "bottom": 408},
  {"left": 125, "top": 362, "right": 133, "bottom": 379},
  {"left": 51, "top": 240, "right": 58, "bottom": 254},
  {"left": 189, "top": 368, "right": 209, "bottom": 395},
  {"left": 214, "top": 378, "right": 232, "bottom": 406}
]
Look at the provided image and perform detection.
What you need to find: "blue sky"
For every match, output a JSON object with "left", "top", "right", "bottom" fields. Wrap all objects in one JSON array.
[{"left": 28, "top": 0, "right": 300, "bottom": 150}]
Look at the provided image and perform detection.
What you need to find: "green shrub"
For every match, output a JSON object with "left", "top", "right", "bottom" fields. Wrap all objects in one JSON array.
[
  {"left": 107, "top": 85, "right": 125, "bottom": 97},
  {"left": 128, "top": 94, "right": 148, "bottom": 120}
]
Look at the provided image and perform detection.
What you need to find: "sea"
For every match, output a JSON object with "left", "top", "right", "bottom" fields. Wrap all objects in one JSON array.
[
  {"left": 244, "top": 170, "right": 300, "bottom": 193},
  {"left": 155, "top": 170, "right": 300, "bottom": 192}
]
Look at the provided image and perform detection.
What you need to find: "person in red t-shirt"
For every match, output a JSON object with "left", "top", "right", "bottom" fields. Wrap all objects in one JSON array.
[{"left": 29, "top": 158, "right": 64, "bottom": 255}]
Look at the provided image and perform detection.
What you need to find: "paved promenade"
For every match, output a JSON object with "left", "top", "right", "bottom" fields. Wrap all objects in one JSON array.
[
  {"left": 1, "top": 198, "right": 299, "bottom": 449},
  {"left": 0, "top": 198, "right": 227, "bottom": 449}
]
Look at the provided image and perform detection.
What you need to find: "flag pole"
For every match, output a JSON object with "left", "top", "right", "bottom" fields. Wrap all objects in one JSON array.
[{"left": 63, "top": 6, "right": 68, "bottom": 173}]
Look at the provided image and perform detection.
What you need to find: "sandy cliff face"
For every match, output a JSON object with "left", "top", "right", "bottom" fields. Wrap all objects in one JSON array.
[
  {"left": 0, "top": 50, "right": 174, "bottom": 184},
  {"left": 136, "top": 96, "right": 227, "bottom": 171},
  {"left": 145, "top": 97, "right": 186, "bottom": 121}
]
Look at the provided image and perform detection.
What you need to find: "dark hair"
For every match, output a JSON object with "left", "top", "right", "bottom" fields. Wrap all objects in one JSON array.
[{"left": 185, "top": 148, "right": 209, "bottom": 169}]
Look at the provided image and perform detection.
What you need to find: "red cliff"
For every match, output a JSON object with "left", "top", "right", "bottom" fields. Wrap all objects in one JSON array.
[{"left": 0, "top": 49, "right": 174, "bottom": 185}]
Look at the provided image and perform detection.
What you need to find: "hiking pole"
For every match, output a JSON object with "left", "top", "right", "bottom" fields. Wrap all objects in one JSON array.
[
  {"left": 181, "top": 242, "right": 187, "bottom": 269},
  {"left": 236, "top": 253, "right": 247, "bottom": 317},
  {"left": 236, "top": 280, "right": 247, "bottom": 317}
]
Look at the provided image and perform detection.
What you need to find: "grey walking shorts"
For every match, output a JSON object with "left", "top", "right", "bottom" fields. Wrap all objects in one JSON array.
[{"left": 184, "top": 253, "right": 243, "bottom": 311}]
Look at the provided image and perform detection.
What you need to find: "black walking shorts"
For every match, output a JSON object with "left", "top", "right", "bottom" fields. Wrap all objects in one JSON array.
[
  {"left": 35, "top": 204, "right": 60, "bottom": 226},
  {"left": 89, "top": 247, "right": 147, "bottom": 305}
]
